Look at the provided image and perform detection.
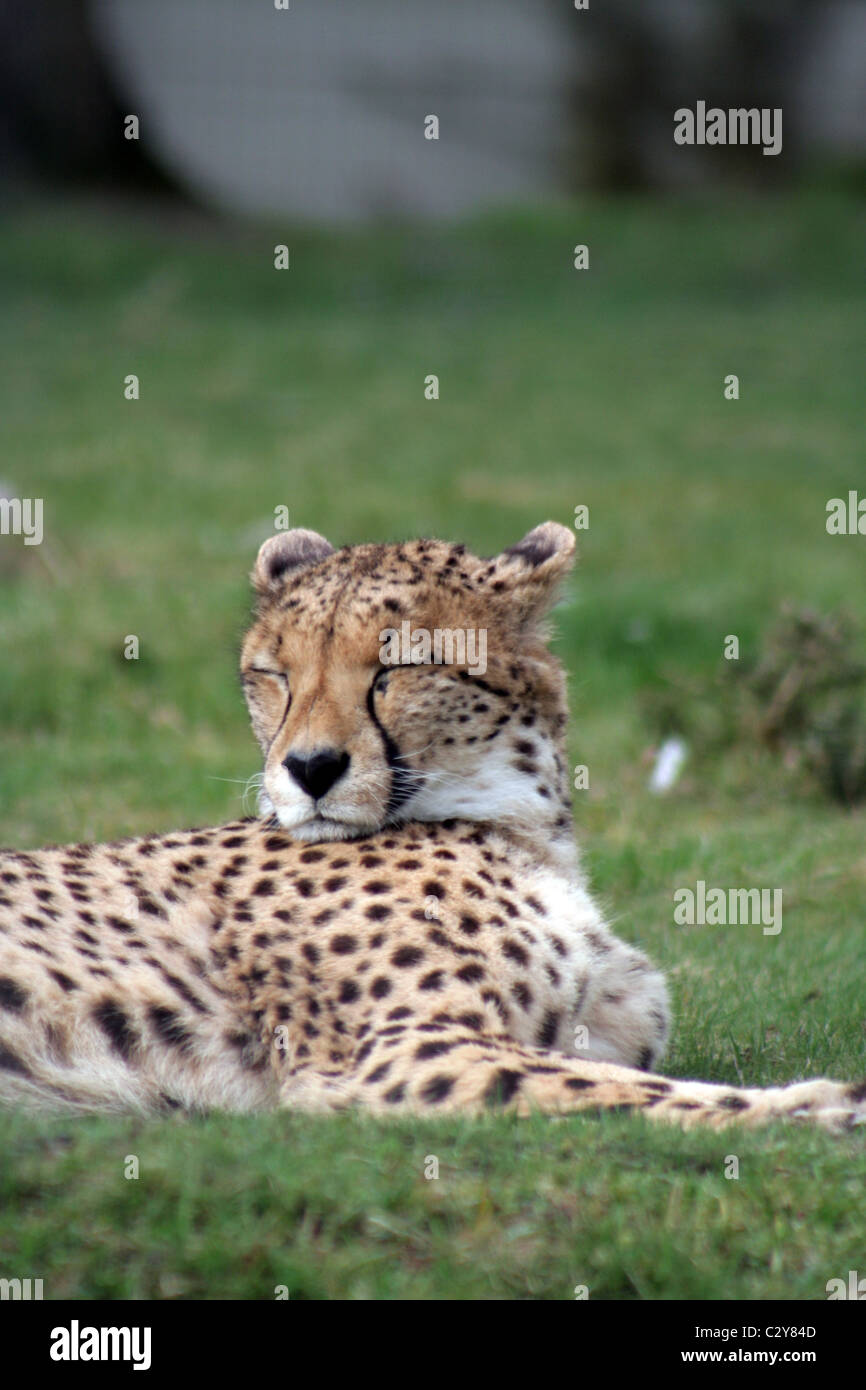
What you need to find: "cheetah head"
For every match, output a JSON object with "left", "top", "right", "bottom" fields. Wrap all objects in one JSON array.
[{"left": 240, "top": 524, "right": 576, "bottom": 842}]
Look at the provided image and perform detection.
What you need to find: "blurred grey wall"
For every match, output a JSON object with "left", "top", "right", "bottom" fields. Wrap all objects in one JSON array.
[
  {"left": 1, "top": 1, "right": 864, "bottom": 218},
  {"left": 89, "top": 0, "right": 576, "bottom": 222}
]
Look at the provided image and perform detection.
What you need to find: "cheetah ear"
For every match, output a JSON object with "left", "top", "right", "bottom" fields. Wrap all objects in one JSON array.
[
  {"left": 491, "top": 522, "right": 576, "bottom": 625},
  {"left": 253, "top": 529, "right": 334, "bottom": 594}
]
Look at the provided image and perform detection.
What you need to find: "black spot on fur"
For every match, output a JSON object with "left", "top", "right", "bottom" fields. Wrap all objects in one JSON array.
[
  {"left": 162, "top": 972, "right": 208, "bottom": 1014},
  {"left": 265, "top": 836, "right": 293, "bottom": 852},
  {"left": 484, "top": 1068, "right": 523, "bottom": 1106},
  {"left": 462, "top": 879, "right": 485, "bottom": 899},
  {"left": 415, "top": 1039, "right": 456, "bottom": 1060},
  {"left": 643, "top": 1080, "right": 672, "bottom": 1097},
  {"left": 0, "top": 1042, "right": 31, "bottom": 1076},
  {"left": 48, "top": 970, "right": 78, "bottom": 993},
  {"left": 511, "top": 982, "right": 532, "bottom": 1010},
  {"left": 392, "top": 945, "right": 424, "bottom": 967},
  {"left": 419, "top": 1074, "right": 454, "bottom": 1104},
  {"left": 0, "top": 977, "right": 28, "bottom": 1013},
  {"left": 718, "top": 1093, "right": 749, "bottom": 1112},
  {"left": 501, "top": 940, "right": 528, "bottom": 966},
  {"left": 149, "top": 1005, "right": 193, "bottom": 1053},
  {"left": 107, "top": 916, "right": 134, "bottom": 935},
  {"left": 93, "top": 999, "right": 138, "bottom": 1059},
  {"left": 138, "top": 896, "right": 167, "bottom": 919},
  {"left": 365, "top": 903, "right": 391, "bottom": 921},
  {"left": 536, "top": 1011, "right": 560, "bottom": 1048}
]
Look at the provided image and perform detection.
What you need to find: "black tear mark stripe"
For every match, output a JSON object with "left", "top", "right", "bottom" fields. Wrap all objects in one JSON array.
[
  {"left": 269, "top": 689, "right": 293, "bottom": 753},
  {"left": 365, "top": 685, "right": 418, "bottom": 820}
]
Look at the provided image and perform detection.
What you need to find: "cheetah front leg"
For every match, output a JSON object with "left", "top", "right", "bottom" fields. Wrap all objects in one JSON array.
[
  {"left": 277, "top": 1030, "right": 866, "bottom": 1132},
  {"left": 572, "top": 936, "right": 671, "bottom": 1072}
]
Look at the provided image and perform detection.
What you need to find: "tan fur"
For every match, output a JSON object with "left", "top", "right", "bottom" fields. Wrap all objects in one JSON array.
[{"left": 0, "top": 524, "right": 863, "bottom": 1131}]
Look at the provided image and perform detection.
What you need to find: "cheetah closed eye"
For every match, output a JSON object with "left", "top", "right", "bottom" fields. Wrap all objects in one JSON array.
[{"left": 0, "top": 522, "right": 864, "bottom": 1130}]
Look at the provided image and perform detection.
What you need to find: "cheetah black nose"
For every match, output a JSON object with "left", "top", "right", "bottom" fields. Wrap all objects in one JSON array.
[{"left": 284, "top": 749, "right": 350, "bottom": 801}]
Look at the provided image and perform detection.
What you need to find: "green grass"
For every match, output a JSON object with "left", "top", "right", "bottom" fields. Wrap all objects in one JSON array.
[
  {"left": 0, "top": 191, "right": 865, "bottom": 1299},
  {"left": 2, "top": 1110, "right": 864, "bottom": 1301}
]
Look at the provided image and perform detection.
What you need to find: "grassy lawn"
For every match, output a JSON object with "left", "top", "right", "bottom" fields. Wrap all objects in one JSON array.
[{"left": 0, "top": 191, "right": 864, "bottom": 1299}]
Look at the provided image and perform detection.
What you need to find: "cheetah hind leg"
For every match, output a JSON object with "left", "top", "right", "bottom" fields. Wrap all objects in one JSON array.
[{"left": 279, "top": 1031, "right": 866, "bottom": 1132}]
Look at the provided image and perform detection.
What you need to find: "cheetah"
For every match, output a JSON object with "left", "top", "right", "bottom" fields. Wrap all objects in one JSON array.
[{"left": 0, "top": 522, "right": 863, "bottom": 1130}]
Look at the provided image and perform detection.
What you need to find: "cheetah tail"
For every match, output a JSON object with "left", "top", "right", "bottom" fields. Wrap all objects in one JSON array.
[{"left": 287, "top": 1031, "right": 866, "bottom": 1132}]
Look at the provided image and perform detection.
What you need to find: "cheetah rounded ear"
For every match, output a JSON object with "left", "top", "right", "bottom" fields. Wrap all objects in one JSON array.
[
  {"left": 491, "top": 522, "right": 576, "bottom": 625},
  {"left": 253, "top": 529, "right": 334, "bottom": 594}
]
